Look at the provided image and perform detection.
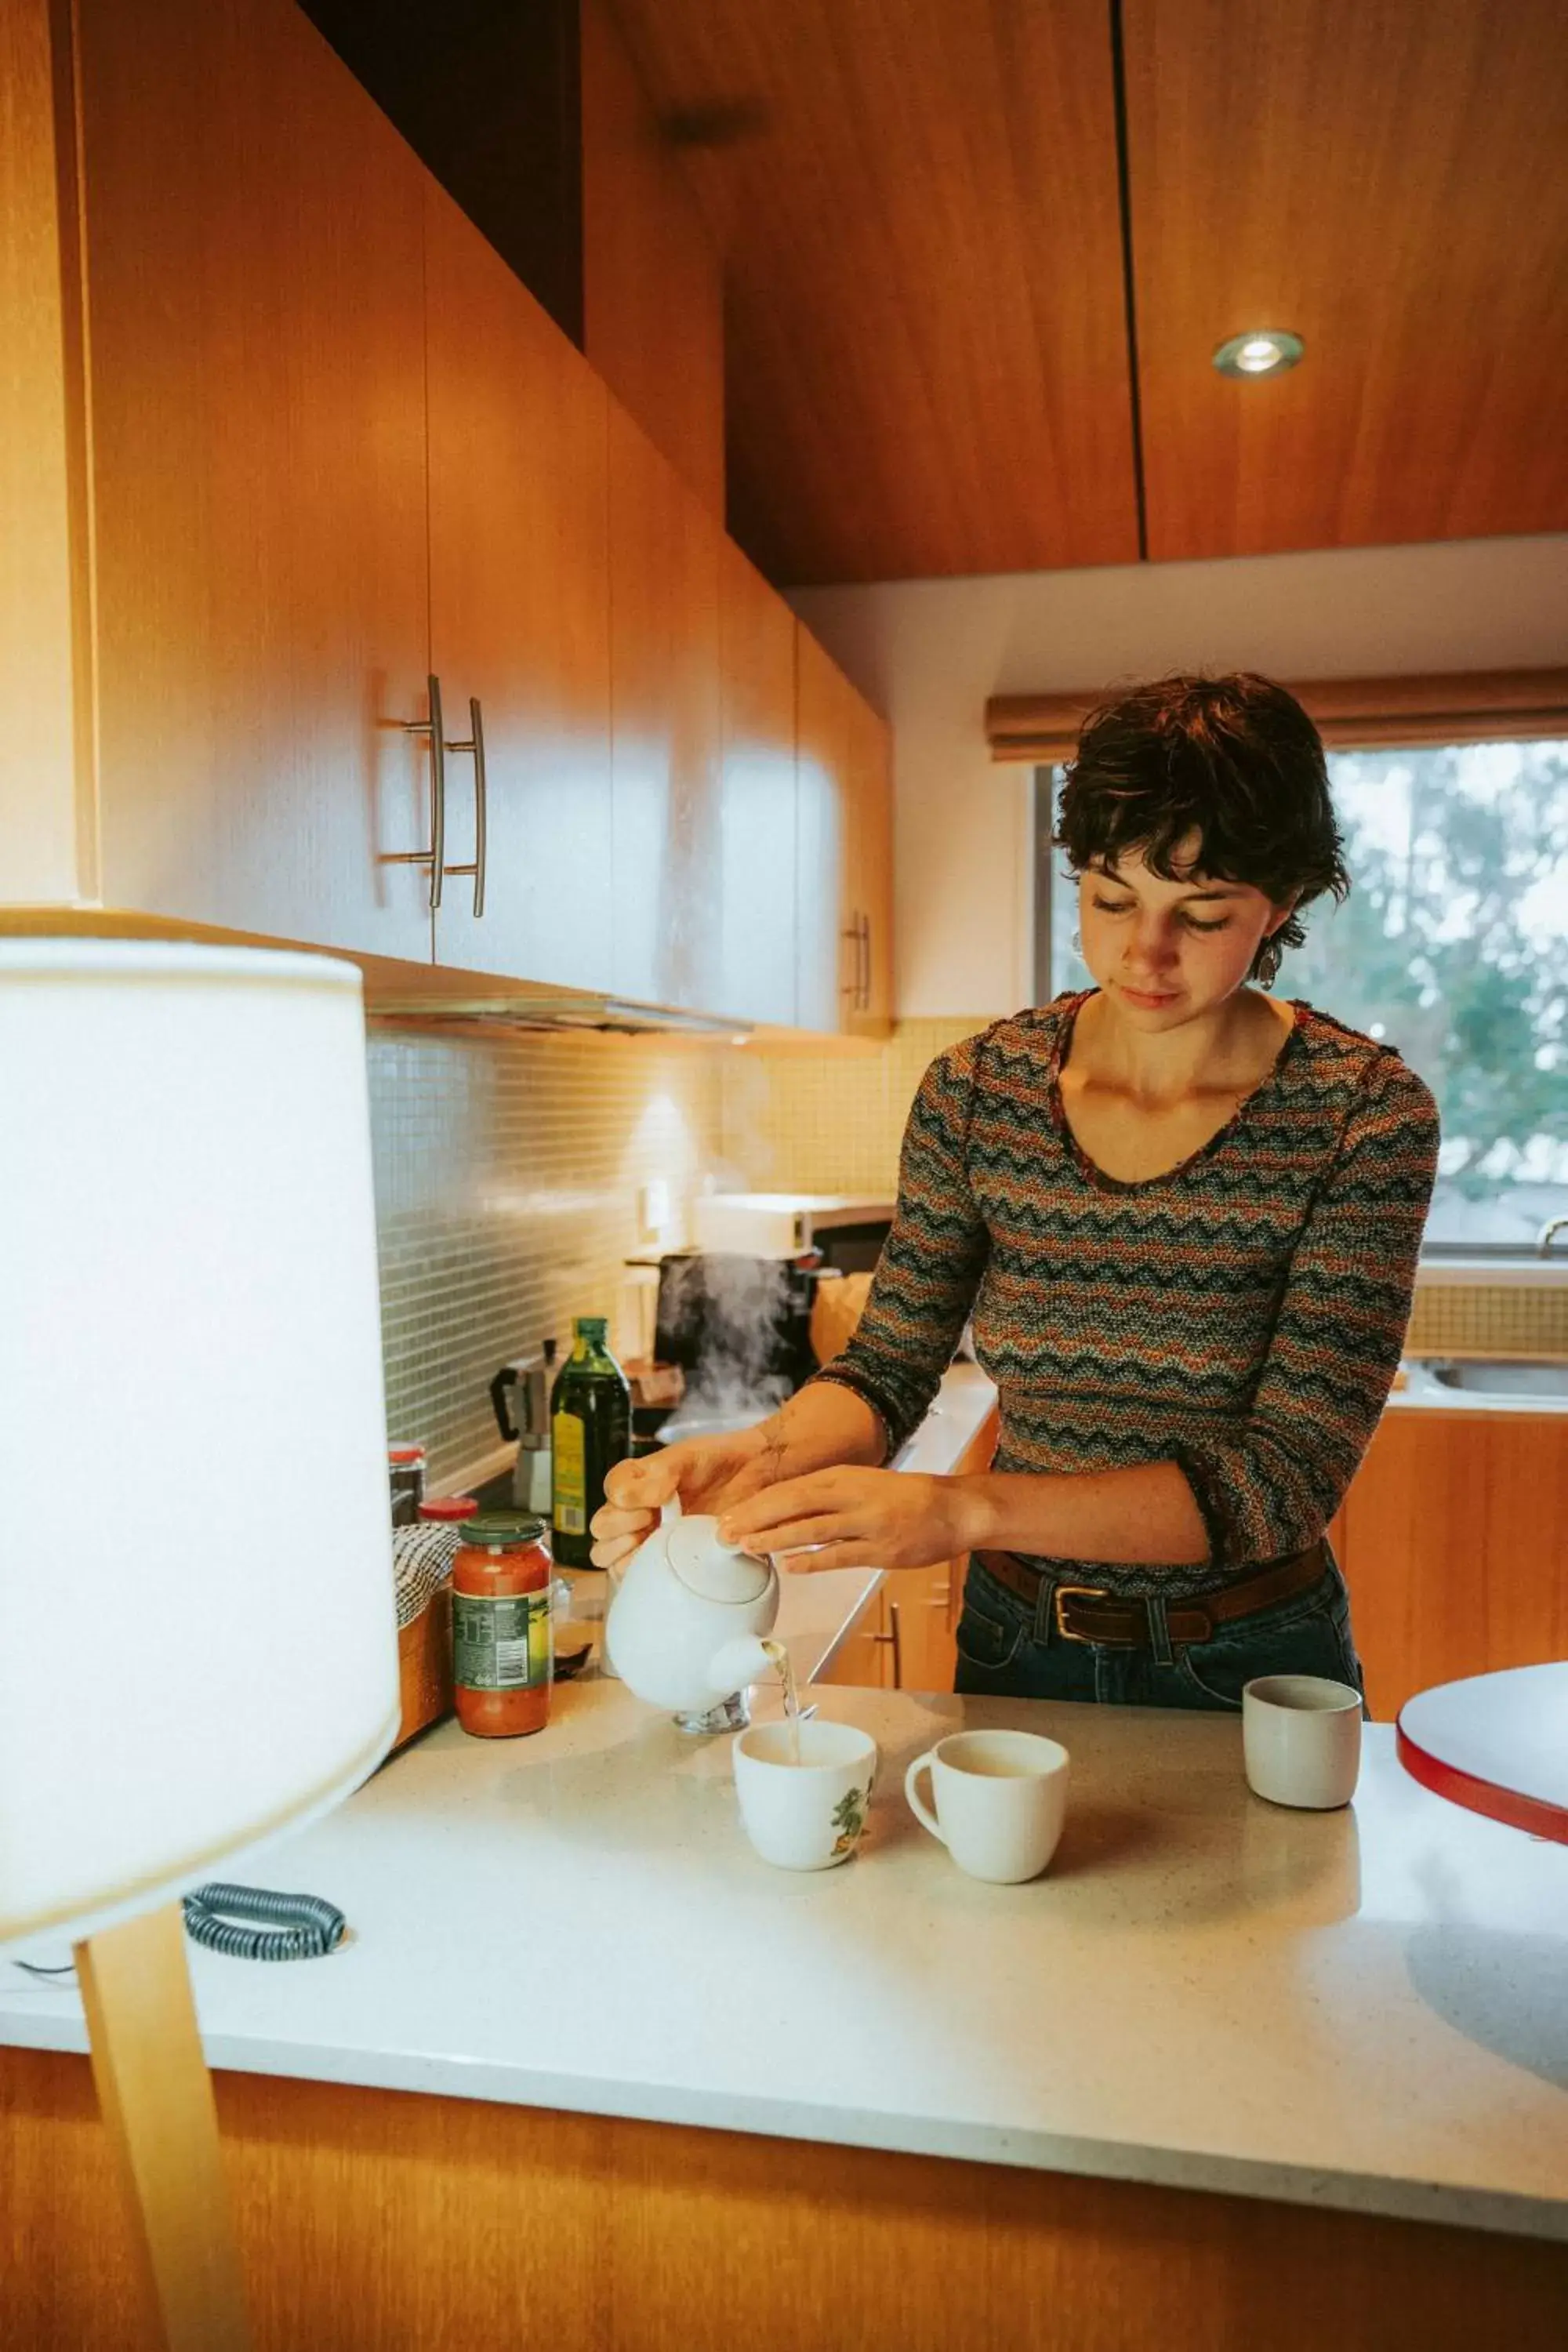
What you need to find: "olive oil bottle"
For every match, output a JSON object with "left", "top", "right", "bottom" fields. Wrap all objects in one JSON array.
[{"left": 550, "top": 1317, "right": 631, "bottom": 1568}]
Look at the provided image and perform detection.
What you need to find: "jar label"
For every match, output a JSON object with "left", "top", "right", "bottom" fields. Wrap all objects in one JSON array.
[
  {"left": 452, "top": 1591, "right": 552, "bottom": 1692},
  {"left": 553, "top": 1410, "right": 586, "bottom": 1534}
]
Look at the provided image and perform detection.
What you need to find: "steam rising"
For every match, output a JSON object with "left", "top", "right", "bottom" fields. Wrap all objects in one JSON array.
[{"left": 659, "top": 1253, "right": 800, "bottom": 1434}]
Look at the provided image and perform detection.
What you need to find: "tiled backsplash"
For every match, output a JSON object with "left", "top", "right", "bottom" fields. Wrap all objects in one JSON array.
[
  {"left": 366, "top": 1016, "right": 975, "bottom": 1490},
  {"left": 368, "top": 1007, "right": 1563, "bottom": 1494},
  {"left": 719, "top": 1018, "right": 983, "bottom": 1196},
  {"left": 368, "top": 1023, "right": 725, "bottom": 1488}
]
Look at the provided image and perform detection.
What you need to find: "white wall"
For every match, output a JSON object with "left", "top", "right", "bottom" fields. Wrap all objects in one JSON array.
[{"left": 791, "top": 534, "right": 1568, "bottom": 1019}]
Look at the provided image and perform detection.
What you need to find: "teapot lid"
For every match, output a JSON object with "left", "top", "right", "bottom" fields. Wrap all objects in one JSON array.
[{"left": 665, "top": 1514, "right": 771, "bottom": 1604}]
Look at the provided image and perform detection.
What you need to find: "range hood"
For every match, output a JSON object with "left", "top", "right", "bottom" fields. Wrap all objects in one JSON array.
[{"left": 365, "top": 980, "right": 755, "bottom": 1040}]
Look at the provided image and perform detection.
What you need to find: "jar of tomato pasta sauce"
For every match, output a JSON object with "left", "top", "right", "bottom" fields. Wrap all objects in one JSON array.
[{"left": 451, "top": 1512, "right": 553, "bottom": 1737}]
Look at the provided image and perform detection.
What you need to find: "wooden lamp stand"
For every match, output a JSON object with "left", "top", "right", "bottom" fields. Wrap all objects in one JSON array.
[{"left": 74, "top": 1902, "right": 252, "bottom": 2352}]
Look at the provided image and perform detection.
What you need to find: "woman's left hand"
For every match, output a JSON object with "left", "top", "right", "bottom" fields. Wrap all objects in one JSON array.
[{"left": 717, "top": 1469, "right": 984, "bottom": 1573}]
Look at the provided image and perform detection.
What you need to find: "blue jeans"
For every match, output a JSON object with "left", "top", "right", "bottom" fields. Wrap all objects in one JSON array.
[{"left": 953, "top": 1554, "right": 1365, "bottom": 1712}]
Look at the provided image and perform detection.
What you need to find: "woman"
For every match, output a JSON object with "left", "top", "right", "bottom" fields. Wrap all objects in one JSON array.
[{"left": 591, "top": 673, "right": 1440, "bottom": 1709}]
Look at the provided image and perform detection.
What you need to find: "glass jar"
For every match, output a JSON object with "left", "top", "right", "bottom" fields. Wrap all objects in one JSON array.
[
  {"left": 387, "top": 1443, "right": 426, "bottom": 1526},
  {"left": 451, "top": 1512, "right": 553, "bottom": 1738}
]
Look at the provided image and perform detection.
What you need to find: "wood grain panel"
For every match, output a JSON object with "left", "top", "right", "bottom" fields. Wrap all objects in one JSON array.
[
  {"left": 1125, "top": 0, "right": 1568, "bottom": 561},
  {"left": 1338, "top": 1411, "right": 1568, "bottom": 1721},
  {"left": 0, "top": 0, "right": 93, "bottom": 905},
  {"left": 77, "top": 0, "right": 435, "bottom": 961},
  {"left": 793, "top": 625, "right": 857, "bottom": 1032},
  {"left": 608, "top": 0, "right": 1138, "bottom": 584},
  {"left": 717, "top": 535, "right": 797, "bottom": 1024},
  {"left": 844, "top": 685, "right": 893, "bottom": 1037},
  {"left": 818, "top": 1578, "right": 894, "bottom": 1689},
  {"left": 582, "top": 0, "right": 724, "bottom": 517},
  {"left": 608, "top": 400, "right": 724, "bottom": 1010},
  {"left": 425, "top": 177, "right": 615, "bottom": 993},
  {"left": 5, "top": 2048, "right": 1566, "bottom": 2350},
  {"left": 821, "top": 1407, "right": 1000, "bottom": 1693}
]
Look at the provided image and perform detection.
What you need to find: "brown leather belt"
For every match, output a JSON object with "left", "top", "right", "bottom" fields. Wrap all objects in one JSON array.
[{"left": 973, "top": 1541, "right": 1327, "bottom": 1649}]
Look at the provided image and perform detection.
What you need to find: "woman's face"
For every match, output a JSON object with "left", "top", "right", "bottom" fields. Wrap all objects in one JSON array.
[{"left": 1076, "top": 839, "right": 1293, "bottom": 1025}]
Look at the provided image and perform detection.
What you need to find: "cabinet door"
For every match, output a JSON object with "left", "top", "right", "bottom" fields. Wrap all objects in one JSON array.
[
  {"left": 794, "top": 627, "right": 856, "bottom": 1033},
  {"left": 717, "top": 541, "right": 797, "bottom": 1025},
  {"left": 1336, "top": 1410, "right": 1568, "bottom": 1721},
  {"left": 425, "top": 183, "right": 614, "bottom": 989},
  {"left": 845, "top": 692, "right": 895, "bottom": 1037},
  {"left": 78, "top": 0, "right": 434, "bottom": 960},
  {"left": 817, "top": 1584, "right": 894, "bottom": 1690},
  {"left": 608, "top": 405, "right": 724, "bottom": 1011}
]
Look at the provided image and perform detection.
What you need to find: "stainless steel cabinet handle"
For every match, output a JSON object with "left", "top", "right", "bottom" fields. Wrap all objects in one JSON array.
[
  {"left": 841, "top": 911, "right": 861, "bottom": 1003},
  {"left": 389, "top": 673, "right": 447, "bottom": 910},
  {"left": 441, "top": 695, "right": 488, "bottom": 918},
  {"left": 871, "top": 1599, "right": 904, "bottom": 1687}
]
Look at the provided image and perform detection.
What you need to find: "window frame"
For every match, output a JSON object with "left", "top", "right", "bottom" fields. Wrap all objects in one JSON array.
[{"left": 1028, "top": 702, "right": 1568, "bottom": 1264}]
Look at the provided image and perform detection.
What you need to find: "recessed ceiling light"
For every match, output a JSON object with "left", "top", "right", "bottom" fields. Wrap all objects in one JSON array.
[{"left": 1212, "top": 329, "right": 1305, "bottom": 379}]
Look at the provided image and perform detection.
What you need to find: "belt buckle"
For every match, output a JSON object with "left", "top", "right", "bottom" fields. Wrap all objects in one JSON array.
[{"left": 1052, "top": 1583, "right": 1112, "bottom": 1644}]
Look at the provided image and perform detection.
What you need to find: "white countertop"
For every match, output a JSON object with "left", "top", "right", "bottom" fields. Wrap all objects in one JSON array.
[{"left": 6, "top": 1359, "right": 1566, "bottom": 2244}]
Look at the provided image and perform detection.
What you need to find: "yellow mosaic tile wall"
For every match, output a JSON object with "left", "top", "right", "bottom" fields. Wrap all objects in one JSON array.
[
  {"left": 368, "top": 1024, "right": 725, "bottom": 1487},
  {"left": 720, "top": 1018, "right": 988, "bottom": 1196}
]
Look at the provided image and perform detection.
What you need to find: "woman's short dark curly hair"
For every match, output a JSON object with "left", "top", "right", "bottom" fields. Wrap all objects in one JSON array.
[{"left": 1054, "top": 672, "right": 1349, "bottom": 976}]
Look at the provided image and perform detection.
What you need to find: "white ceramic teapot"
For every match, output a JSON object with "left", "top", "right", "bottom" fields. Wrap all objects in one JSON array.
[{"left": 604, "top": 1500, "right": 779, "bottom": 1727}]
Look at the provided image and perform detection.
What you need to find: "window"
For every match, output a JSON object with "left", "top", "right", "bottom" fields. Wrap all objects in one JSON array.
[{"left": 1034, "top": 739, "right": 1568, "bottom": 1250}]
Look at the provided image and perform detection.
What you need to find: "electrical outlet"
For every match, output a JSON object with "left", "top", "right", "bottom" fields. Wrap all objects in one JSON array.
[{"left": 638, "top": 1179, "right": 671, "bottom": 1242}]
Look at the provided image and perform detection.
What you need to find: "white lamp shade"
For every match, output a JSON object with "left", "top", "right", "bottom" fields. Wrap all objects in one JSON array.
[{"left": 0, "top": 942, "right": 400, "bottom": 1947}]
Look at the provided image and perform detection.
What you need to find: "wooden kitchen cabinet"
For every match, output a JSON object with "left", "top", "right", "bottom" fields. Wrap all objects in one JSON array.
[
  {"left": 796, "top": 624, "right": 893, "bottom": 1037},
  {"left": 5, "top": 0, "right": 892, "bottom": 1036},
  {"left": 717, "top": 538, "right": 799, "bottom": 1025},
  {"left": 820, "top": 1406, "right": 1001, "bottom": 1693},
  {"left": 424, "top": 180, "right": 614, "bottom": 990},
  {"left": 10, "top": 2047, "right": 1564, "bottom": 2352},
  {"left": 795, "top": 626, "right": 859, "bottom": 1033},
  {"left": 821, "top": 1581, "right": 896, "bottom": 1690},
  {"left": 844, "top": 684, "right": 895, "bottom": 1036},
  {"left": 608, "top": 402, "right": 725, "bottom": 1012},
  {"left": 71, "top": 0, "right": 435, "bottom": 962},
  {"left": 1330, "top": 1407, "right": 1568, "bottom": 1721}
]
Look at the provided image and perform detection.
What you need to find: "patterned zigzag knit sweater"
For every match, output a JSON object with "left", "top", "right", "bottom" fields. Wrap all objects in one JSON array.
[{"left": 815, "top": 992, "right": 1441, "bottom": 1596}]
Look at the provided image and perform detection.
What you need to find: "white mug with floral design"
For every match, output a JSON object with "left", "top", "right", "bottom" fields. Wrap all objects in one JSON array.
[{"left": 732, "top": 1720, "right": 878, "bottom": 1871}]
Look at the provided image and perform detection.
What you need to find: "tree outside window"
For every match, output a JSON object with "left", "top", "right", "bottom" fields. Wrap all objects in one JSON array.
[{"left": 1043, "top": 738, "right": 1568, "bottom": 1249}]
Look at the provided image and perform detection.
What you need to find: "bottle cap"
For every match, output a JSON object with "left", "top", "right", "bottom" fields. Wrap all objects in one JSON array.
[
  {"left": 574, "top": 1316, "right": 608, "bottom": 1341},
  {"left": 459, "top": 1512, "right": 548, "bottom": 1550},
  {"left": 388, "top": 1443, "right": 426, "bottom": 1465}
]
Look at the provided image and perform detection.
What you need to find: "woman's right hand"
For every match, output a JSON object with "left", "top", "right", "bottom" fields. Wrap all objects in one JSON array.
[{"left": 589, "top": 1428, "right": 778, "bottom": 1568}]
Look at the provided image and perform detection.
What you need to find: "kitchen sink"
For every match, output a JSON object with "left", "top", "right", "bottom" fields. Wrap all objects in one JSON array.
[{"left": 1428, "top": 1359, "right": 1568, "bottom": 1399}]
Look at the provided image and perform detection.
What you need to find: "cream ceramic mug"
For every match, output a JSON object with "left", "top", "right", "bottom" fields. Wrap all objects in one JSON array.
[
  {"left": 1243, "top": 1674, "right": 1362, "bottom": 1809},
  {"left": 904, "top": 1730, "right": 1069, "bottom": 1882}
]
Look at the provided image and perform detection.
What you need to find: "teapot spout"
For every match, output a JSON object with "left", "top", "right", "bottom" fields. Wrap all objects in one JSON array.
[{"left": 709, "top": 1634, "right": 777, "bottom": 1700}]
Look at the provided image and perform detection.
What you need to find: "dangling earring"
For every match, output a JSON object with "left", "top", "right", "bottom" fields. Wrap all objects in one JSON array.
[
  {"left": 1256, "top": 935, "right": 1283, "bottom": 990},
  {"left": 1070, "top": 925, "right": 1083, "bottom": 958}
]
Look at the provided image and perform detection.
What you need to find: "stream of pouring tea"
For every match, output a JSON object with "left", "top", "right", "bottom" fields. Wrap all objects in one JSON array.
[{"left": 760, "top": 1638, "right": 802, "bottom": 1763}]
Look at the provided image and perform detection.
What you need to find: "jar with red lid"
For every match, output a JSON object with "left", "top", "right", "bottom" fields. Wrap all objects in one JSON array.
[
  {"left": 451, "top": 1512, "right": 553, "bottom": 1738},
  {"left": 388, "top": 1443, "right": 426, "bottom": 1526},
  {"left": 419, "top": 1495, "right": 479, "bottom": 1524}
]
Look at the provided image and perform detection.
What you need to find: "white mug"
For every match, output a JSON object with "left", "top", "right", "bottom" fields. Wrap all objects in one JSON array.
[
  {"left": 733, "top": 1719, "right": 878, "bottom": 1871},
  {"left": 1243, "top": 1675, "right": 1362, "bottom": 1809},
  {"left": 904, "top": 1730, "right": 1069, "bottom": 1883}
]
